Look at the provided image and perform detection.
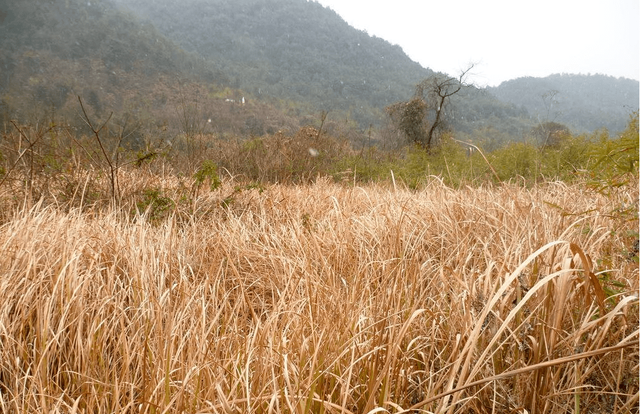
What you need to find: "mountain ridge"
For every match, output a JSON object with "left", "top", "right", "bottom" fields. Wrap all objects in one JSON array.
[
  {"left": 106, "top": 0, "right": 640, "bottom": 134},
  {"left": 111, "top": 0, "right": 435, "bottom": 126},
  {"left": 488, "top": 73, "right": 639, "bottom": 133},
  {"left": 0, "top": 0, "right": 636, "bottom": 141}
]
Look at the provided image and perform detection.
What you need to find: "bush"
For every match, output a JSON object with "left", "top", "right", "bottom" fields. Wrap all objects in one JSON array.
[
  {"left": 490, "top": 141, "right": 540, "bottom": 182},
  {"left": 219, "top": 126, "right": 350, "bottom": 183},
  {"left": 332, "top": 135, "right": 489, "bottom": 189},
  {"left": 193, "top": 160, "right": 221, "bottom": 195},
  {"left": 587, "top": 112, "right": 639, "bottom": 188},
  {"left": 134, "top": 188, "right": 175, "bottom": 223}
]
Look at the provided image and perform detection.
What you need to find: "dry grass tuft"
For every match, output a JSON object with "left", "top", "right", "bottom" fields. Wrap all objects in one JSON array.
[{"left": 0, "top": 175, "right": 637, "bottom": 413}]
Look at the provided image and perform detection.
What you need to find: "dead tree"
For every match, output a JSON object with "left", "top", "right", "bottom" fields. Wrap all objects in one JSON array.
[{"left": 387, "top": 65, "right": 474, "bottom": 152}]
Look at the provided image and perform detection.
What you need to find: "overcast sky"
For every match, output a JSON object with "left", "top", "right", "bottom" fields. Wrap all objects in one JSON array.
[{"left": 315, "top": 0, "right": 640, "bottom": 87}]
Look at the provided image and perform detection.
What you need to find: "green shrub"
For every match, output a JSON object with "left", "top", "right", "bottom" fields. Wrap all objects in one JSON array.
[
  {"left": 332, "top": 136, "right": 486, "bottom": 189},
  {"left": 538, "top": 133, "right": 592, "bottom": 180},
  {"left": 193, "top": 160, "right": 221, "bottom": 194},
  {"left": 489, "top": 141, "right": 540, "bottom": 183},
  {"left": 331, "top": 147, "right": 395, "bottom": 184},
  {"left": 587, "top": 112, "right": 639, "bottom": 188},
  {"left": 135, "top": 188, "right": 175, "bottom": 223}
]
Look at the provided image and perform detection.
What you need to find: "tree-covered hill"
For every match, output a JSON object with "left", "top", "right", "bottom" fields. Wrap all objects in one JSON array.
[
  {"left": 0, "top": 0, "right": 196, "bottom": 117},
  {"left": 111, "top": 0, "right": 435, "bottom": 127},
  {"left": 0, "top": 0, "right": 305, "bottom": 137},
  {"left": 110, "top": 0, "right": 638, "bottom": 136},
  {"left": 111, "top": 0, "right": 541, "bottom": 135},
  {"left": 488, "top": 74, "right": 639, "bottom": 133},
  {"left": 1, "top": 0, "right": 528, "bottom": 136},
  {"left": 0, "top": 0, "right": 636, "bottom": 143}
]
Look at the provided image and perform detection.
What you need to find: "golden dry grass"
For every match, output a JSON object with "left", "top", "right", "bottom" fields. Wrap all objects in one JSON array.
[{"left": 0, "top": 174, "right": 637, "bottom": 413}]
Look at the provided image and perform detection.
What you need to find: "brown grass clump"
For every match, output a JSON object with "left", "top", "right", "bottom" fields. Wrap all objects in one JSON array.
[
  {"left": 211, "top": 126, "right": 352, "bottom": 183},
  {"left": 0, "top": 175, "right": 637, "bottom": 413}
]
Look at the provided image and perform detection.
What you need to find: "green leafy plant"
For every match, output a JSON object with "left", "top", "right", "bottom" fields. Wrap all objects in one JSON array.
[
  {"left": 192, "top": 160, "right": 221, "bottom": 197},
  {"left": 135, "top": 188, "right": 175, "bottom": 223},
  {"left": 587, "top": 112, "right": 639, "bottom": 191}
]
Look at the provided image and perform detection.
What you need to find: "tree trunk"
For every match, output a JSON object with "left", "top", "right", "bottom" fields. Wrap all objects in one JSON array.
[{"left": 426, "top": 94, "right": 446, "bottom": 151}]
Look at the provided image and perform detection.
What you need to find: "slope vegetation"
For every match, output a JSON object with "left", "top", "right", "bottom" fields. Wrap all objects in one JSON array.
[
  {"left": 489, "top": 74, "right": 639, "bottom": 133},
  {"left": 0, "top": 0, "right": 302, "bottom": 136},
  {"left": 113, "top": 0, "right": 434, "bottom": 127}
]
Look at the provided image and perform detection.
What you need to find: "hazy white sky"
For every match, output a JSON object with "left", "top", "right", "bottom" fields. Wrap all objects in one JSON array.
[{"left": 315, "top": 0, "right": 640, "bottom": 86}]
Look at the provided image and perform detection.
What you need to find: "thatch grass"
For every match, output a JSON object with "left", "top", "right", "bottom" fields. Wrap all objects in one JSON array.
[{"left": 0, "top": 174, "right": 637, "bottom": 413}]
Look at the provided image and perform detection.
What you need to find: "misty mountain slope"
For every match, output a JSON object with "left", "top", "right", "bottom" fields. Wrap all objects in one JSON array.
[
  {"left": 0, "top": 0, "right": 212, "bottom": 80},
  {"left": 111, "top": 0, "right": 626, "bottom": 135},
  {"left": 0, "top": 0, "right": 200, "bottom": 115},
  {"left": 0, "top": 0, "right": 304, "bottom": 136},
  {"left": 112, "top": 0, "right": 436, "bottom": 126},
  {"left": 488, "top": 74, "right": 639, "bottom": 133},
  {"left": 1, "top": 0, "right": 633, "bottom": 140}
]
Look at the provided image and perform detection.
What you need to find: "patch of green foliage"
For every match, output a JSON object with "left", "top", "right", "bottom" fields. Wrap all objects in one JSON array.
[
  {"left": 193, "top": 160, "right": 221, "bottom": 194},
  {"left": 332, "top": 136, "right": 487, "bottom": 188},
  {"left": 586, "top": 112, "right": 639, "bottom": 191},
  {"left": 135, "top": 188, "right": 175, "bottom": 223},
  {"left": 329, "top": 113, "right": 638, "bottom": 191}
]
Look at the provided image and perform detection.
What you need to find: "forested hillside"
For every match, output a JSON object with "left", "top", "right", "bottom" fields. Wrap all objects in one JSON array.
[
  {"left": 488, "top": 74, "right": 639, "bottom": 133},
  {"left": 111, "top": 0, "right": 539, "bottom": 134},
  {"left": 0, "top": 0, "right": 305, "bottom": 139},
  {"left": 0, "top": 0, "right": 636, "bottom": 143},
  {"left": 111, "top": 0, "right": 433, "bottom": 127},
  {"left": 0, "top": 0, "right": 204, "bottom": 113}
]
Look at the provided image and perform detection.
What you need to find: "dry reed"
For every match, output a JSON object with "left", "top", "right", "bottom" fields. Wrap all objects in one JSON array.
[{"left": 0, "top": 174, "right": 637, "bottom": 413}]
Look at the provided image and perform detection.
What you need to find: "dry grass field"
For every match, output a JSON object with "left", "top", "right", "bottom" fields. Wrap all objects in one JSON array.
[{"left": 0, "top": 173, "right": 637, "bottom": 413}]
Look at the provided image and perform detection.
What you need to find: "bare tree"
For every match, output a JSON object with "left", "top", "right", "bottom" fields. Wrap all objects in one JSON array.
[
  {"left": 78, "top": 96, "right": 122, "bottom": 203},
  {"left": 387, "top": 65, "right": 474, "bottom": 152},
  {"left": 174, "top": 83, "right": 208, "bottom": 168},
  {"left": 535, "top": 90, "right": 566, "bottom": 148}
]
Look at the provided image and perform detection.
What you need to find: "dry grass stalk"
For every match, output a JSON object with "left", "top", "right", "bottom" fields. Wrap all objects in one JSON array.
[{"left": 0, "top": 174, "right": 637, "bottom": 413}]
